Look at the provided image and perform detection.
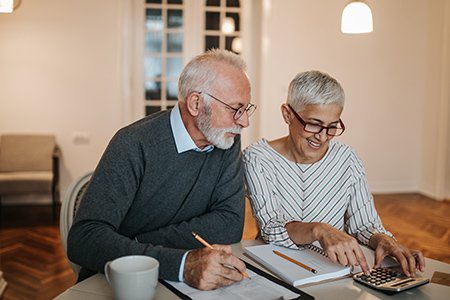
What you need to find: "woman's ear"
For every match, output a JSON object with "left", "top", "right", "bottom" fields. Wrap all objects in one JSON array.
[
  {"left": 186, "top": 92, "right": 201, "bottom": 117},
  {"left": 281, "top": 104, "right": 291, "bottom": 125}
]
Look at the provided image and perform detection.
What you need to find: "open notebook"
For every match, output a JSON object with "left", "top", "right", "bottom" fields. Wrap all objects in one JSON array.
[{"left": 244, "top": 242, "right": 352, "bottom": 286}]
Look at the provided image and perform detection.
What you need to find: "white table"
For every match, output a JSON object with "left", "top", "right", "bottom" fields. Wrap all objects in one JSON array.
[{"left": 55, "top": 240, "right": 450, "bottom": 300}]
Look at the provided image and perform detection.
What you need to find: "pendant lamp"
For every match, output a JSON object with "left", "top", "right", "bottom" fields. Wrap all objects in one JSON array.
[
  {"left": 0, "top": 0, "right": 13, "bottom": 13},
  {"left": 341, "top": 1, "right": 373, "bottom": 34}
]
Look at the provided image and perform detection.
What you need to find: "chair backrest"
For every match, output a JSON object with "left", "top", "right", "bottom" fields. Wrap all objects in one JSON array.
[
  {"left": 242, "top": 196, "right": 260, "bottom": 240},
  {"left": 0, "top": 134, "right": 56, "bottom": 172},
  {"left": 60, "top": 171, "right": 93, "bottom": 276}
]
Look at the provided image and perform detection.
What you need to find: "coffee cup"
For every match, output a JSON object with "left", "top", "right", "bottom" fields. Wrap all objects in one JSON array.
[{"left": 104, "top": 255, "right": 159, "bottom": 300}]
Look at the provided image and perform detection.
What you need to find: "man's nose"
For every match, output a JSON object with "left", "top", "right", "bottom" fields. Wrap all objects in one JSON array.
[{"left": 235, "top": 111, "right": 250, "bottom": 128}]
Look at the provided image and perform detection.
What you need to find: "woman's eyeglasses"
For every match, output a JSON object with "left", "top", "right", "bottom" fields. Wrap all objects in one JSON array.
[{"left": 288, "top": 104, "right": 345, "bottom": 136}]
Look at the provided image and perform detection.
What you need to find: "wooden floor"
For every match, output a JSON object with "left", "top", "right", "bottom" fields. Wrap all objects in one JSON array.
[
  {"left": 0, "top": 193, "right": 449, "bottom": 300},
  {"left": 0, "top": 205, "right": 76, "bottom": 300},
  {"left": 373, "top": 194, "right": 450, "bottom": 263}
]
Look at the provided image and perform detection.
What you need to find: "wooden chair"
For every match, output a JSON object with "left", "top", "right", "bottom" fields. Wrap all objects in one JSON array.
[
  {"left": 242, "top": 196, "right": 260, "bottom": 240},
  {"left": 0, "top": 134, "right": 60, "bottom": 221},
  {"left": 60, "top": 171, "right": 93, "bottom": 276}
]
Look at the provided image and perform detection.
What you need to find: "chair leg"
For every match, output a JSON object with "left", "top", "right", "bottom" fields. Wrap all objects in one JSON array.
[
  {"left": 52, "top": 150, "right": 60, "bottom": 224},
  {"left": 52, "top": 182, "right": 57, "bottom": 223}
]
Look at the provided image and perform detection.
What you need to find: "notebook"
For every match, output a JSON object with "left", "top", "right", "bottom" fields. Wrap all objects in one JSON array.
[
  {"left": 161, "top": 262, "right": 314, "bottom": 300},
  {"left": 244, "top": 242, "right": 352, "bottom": 286}
]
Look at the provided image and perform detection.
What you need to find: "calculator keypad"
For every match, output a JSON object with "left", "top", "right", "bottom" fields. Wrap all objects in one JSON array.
[
  {"left": 353, "top": 267, "right": 429, "bottom": 294},
  {"left": 357, "top": 267, "right": 404, "bottom": 286}
]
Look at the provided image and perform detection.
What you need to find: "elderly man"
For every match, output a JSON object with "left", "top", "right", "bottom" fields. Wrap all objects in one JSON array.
[{"left": 68, "top": 49, "right": 256, "bottom": 290}]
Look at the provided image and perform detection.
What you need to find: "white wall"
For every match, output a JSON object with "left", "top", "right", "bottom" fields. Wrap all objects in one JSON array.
[
  {"left": 0, "top": 0, "right": 448, "bottom": 201},
  {"left": 0, "top": 0, "right": 125, "bottom": 198},
  {"left": 420, "top": 0, "right": 450, "bottom": 199},
  {"left": 250, "top": 0, "right": 449, "bottom": 198}
]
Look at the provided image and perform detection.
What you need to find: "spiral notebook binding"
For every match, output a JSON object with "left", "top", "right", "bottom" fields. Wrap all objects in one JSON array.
[{"left": 306, "top": 243, "right": 328, "bottom": 257}]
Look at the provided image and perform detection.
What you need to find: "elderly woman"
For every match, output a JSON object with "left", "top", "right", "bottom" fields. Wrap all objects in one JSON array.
[{"left": 243, "top": 70, "right": 425, "bottom": 277}]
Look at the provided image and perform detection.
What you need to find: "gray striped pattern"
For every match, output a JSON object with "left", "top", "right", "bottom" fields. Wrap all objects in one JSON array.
[{"left": 243, "top": 139, "right": 392, "bottom": 249}]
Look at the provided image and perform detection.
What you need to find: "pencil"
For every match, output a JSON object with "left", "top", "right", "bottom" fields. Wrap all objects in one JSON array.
[
  {"left": 192, "top": 232, "right": 214, "bottom": 249},
  {"left": 191, "top": 232, "right": 250, "bottom": 279},
  {"left": 273, "top": 250, "right": 318, "bottom": 274}
]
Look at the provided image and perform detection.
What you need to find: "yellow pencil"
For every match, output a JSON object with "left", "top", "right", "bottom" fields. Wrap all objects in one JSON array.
[
  {"left": 192, "top": 232, "right": 250, "bottom": 279},
  {"left": 273, "top": 250, "right": 318, "bottom": 274}
]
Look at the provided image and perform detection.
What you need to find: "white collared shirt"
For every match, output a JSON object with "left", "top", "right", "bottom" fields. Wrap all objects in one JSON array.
[{"left": 170, "top": 103, "right": 214, "bottom": 154}]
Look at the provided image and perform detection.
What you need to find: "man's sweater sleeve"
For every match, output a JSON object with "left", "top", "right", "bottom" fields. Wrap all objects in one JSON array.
[{"left": 67, "top": 130, "right": 186, "bottom": 281}]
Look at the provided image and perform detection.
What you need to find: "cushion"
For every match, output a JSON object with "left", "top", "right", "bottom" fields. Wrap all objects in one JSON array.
[
  {"left": 0, "top": 135, "right": 56, "bottom": 172},
  {"left": 0, "top": 171, "right": 53, "bottom": 194}
]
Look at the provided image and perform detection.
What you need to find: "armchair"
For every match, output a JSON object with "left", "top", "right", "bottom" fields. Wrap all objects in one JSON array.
[{"left": 0, "top": 134, "right": 61, "bottom": 222}]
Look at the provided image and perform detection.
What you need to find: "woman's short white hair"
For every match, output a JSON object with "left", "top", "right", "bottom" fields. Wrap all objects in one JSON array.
[
  {"left": 287, "top": 70, "right": 345, "bottom": 111},
  {"left": 178, "top": 49, "right": 247, "bottom": 101}
]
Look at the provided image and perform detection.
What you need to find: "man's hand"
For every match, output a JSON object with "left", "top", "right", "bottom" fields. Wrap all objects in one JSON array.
[
  {"left": 316, "top": 223, "right": 370, "bottom": 274},
  {"left": 183, "top": 244, "right": 247, "bottom": 290},
  {"left": 370, "top": 233, "right": 425, "bottom": 277}
]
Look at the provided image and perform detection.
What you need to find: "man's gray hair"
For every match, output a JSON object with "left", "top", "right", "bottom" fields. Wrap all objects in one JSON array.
[
  {"left": 287, "top": 70, "right": 345, "bottom": 110},
  {"left": 178, "top": 49, "right": 247, "bottom": 101}
]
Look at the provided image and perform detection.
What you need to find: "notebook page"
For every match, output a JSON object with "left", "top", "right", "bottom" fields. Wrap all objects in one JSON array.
[
  {"left": 164, "top": 269, "right": 300, "bottom": 300},
  {"left": 245, "top": 244, "right": 352, "bottom": 286}
]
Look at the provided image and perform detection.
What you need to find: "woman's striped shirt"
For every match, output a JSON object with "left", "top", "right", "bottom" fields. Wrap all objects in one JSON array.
[{"left": 243, "top": 138, "right": 392, "bottom": 249}]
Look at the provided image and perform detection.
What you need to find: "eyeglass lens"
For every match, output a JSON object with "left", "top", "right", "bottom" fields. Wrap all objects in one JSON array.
[
  {"left": 235, "top": 104, "right": 256, "bottom": 119},
  {"left": 288, "top": 104, "right": 344, "bottom": 136},
  {"left": 304, "top": 124, "right": 344, "bottom": 136}
]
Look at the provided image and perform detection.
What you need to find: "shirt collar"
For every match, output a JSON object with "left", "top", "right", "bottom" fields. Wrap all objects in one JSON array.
[{"left": 170, "top": 103, "right": 214, "bottom": 154}]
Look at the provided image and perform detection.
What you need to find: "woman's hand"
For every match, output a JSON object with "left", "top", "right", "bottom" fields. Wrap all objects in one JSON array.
[
  {"left": 314, "top": 223, "right": 370, "bottom": 274},
  {"left": 369, "top": 233, "right": 425, "bottom": 277},
  {"left": 285, "top": 221, "right": 370, "bottom": 274}
]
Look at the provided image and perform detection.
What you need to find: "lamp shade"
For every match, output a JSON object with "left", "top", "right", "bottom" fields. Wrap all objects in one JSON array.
[
  {"left": 0, "top": 0, "right": 13, "bottom": 13},
  {"left": 231, "top": 37, "right": 242, "bottom": 53},
  {"left": 221, "top": 17, "right": 235, "bottom": 34},
  {"left": 341, "top": 1, "right": 373, "bottom": 34}
]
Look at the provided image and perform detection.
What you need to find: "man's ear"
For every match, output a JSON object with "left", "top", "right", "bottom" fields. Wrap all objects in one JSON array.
[
  {"left": 281, "top": 104, "right": 291, "bottom": 125},
  {"left": 186, "top": 92, "right": 201, "bottom": 117}
]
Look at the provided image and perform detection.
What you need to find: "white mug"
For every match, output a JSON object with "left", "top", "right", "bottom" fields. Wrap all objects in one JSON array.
[{"left": 104, "top": 255, "right": 159, "bottom": 300}]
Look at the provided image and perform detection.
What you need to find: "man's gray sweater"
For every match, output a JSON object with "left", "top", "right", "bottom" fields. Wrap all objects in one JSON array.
[{"left": 67, "top": 110, "right": 245, "bottom": 281}]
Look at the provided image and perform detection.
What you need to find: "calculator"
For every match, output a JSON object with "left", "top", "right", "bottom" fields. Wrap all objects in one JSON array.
[{"left": 353, "top": 267, "right": 429, "bottom": 294}]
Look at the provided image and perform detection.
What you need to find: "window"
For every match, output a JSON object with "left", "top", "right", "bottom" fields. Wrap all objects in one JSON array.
[
  {"left": 144, "top": 0, "right": 184, "bottom": 115},
  {"left": 204, "top": 0, "right": 242, "bottom": 53},
  {"left": 137, "top": 0, "right": 243, "bottom": 117}
]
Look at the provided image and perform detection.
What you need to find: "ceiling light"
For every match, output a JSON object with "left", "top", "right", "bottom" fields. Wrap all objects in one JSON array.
[
  {"left": 341, "top": 1, "right": 373, "bottom": 34},
  {"left": 0, "top": 0, "right": 13, "bottom": 13},
  {"left": 221, "top": 17, "right": 235, "bottom": 34},
  {"left": 231, "top": 37, "right": 242, "bottom": 53}
]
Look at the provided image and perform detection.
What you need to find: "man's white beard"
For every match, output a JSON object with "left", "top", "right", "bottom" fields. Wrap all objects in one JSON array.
[{"left": 196, "top": 104, "right": 242, "bottom": 150}]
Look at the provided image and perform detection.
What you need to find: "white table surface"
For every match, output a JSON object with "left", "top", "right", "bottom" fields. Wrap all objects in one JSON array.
[{"left": 54, "top": 240, "right": 450, "bottom": 300}]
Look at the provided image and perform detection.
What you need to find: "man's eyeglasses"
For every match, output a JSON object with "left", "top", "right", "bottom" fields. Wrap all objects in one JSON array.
[
  {"left": 199, "top": 92, "right": 257, "bottom": 120},
  {"left": 288, "top": 104, "right": 345, "bottom": 136}
]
